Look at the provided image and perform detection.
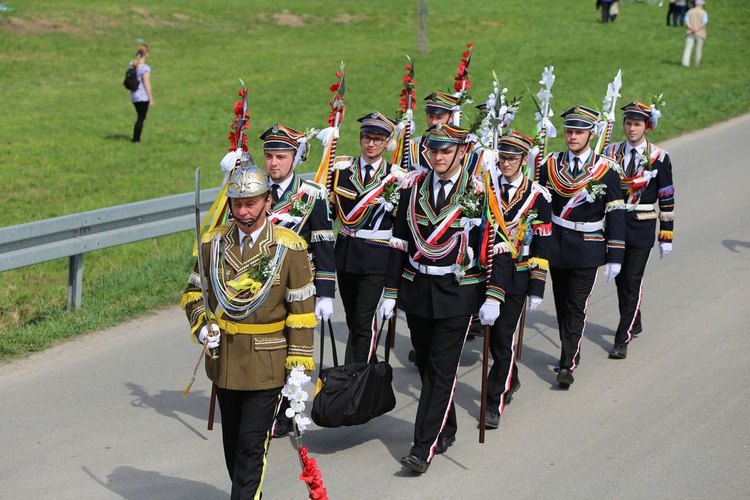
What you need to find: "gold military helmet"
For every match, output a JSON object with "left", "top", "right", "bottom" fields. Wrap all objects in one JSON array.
[{"left": 226, "top": 164, "right": 270, "bottom": 199}]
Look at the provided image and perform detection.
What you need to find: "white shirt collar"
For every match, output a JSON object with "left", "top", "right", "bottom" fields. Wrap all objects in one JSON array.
[
  {"left": 238, "top": 220, "right": 267, "bottom": 248},
  {"left": 568, "top": 149, "right": 592, "bottom": 166},
  {"left": 271, "top": 173, "right": 294, "bottom": 195}
]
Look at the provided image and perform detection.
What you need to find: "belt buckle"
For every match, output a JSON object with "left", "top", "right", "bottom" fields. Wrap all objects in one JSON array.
[{"left": 574, "top": 221, "right": 583, "bottom": 231}]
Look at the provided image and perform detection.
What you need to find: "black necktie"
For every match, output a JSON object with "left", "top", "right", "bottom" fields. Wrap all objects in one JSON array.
[
  {"left": 572, "top": 157, "right": 581, "bottom": 177},
  {"left": 271, "top": 184, "right": 281, "bottom": 203},
  {"left": 436, "top": 179, "right": 450, "bottom": 211},
  {"left": 502, "top": 183, "right": 512, "bottom": 203},
  {"left": 363, "top": 164, "right": 373, "bottom": 185},
  {"left": 626, "top": 150, "right": 637, "bottom": 177}
]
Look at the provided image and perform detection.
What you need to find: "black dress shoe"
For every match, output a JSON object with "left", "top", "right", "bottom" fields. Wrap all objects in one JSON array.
[
  {"left": 485, "top": 410, "right": 500, "bottom": 429},
  {"left": 609, "top": 343, "right": 628, "bottom": 359},
  {"left": 272, "top": 418, "right": 293, "bottom": 438},
  {"left": 505, "top": 380, "right": 521, "bottom": 405},
  {"left": 400, "top": 454, "right": 429, "bottom": 473},
  {"left": 556, "top": 368, "right": 574, "bottom": 388},
  {"left": 434, "top": 435, "right": 455, "bottom": 454},
  {"left": 553, "top": 361, "right": 560, "bottom": 373}
]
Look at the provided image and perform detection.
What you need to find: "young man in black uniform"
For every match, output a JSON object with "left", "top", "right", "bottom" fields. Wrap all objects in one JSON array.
[
  {"left": 380, "top": 123, "right": 485, "bottom": 473},
  {"left": 538, "top": 106, "right": 626, "bottom": 388},
  {"left": 260, "top": 124, "right": 336, "bottom": 438},
  {"left": 478, "top": 130, "right": 552, "bottom": 427},
  {"left": 603, "top": 101, "right": 675, "bottom": 359},
  {"left": 331, "top": 112, "right": 399, "bottom": 363}
]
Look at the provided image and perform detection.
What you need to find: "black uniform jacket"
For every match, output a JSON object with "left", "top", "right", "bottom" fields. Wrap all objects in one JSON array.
[
  {"left": 538, "top": 151, "right": 626, "bottom": 269},
  {"left": 604, "top": 141, "right": 675, "bottom": 249},
  {"left": 384, "top": 168, "right": 484, "bottom": 319},
  {"left": 488, "top": 173, "right": 553, "bottom": 299},
  {"left": 269, "top": 172, "right": 336, "bottom": 298},
  {"left": 332, "top": 156, "right": 396, "bottom": 275}
]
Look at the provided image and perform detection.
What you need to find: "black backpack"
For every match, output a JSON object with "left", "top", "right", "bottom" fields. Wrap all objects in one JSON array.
[{"left": 123, "top": 66, "right": 139, "bottom": 91}]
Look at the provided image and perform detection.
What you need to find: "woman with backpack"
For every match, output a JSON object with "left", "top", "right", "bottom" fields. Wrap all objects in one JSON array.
[{"left": 129, "top": 44, "right": 153, "bottom": 143}]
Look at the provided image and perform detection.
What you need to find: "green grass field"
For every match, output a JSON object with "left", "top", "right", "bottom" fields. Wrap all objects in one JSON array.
[{"left": 1, "top": 0, "right": 749, "bottom": 359}]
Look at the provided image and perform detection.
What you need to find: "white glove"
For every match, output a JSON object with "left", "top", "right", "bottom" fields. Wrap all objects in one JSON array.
[
  {"left": 659, "top": 242, "right": 672, "bottom": 259},
  {"left": 528, "top": 295, "right": 543, "bottom": 311},
  {"left": 478, "top": 299, "right": 501, "bottom": 326},
  {"left": 378, "top": 298, "right": 396, "bottom": 320},
  {"left": 604, "top": 263, "right": 622, "bottom": 283},
  {"left": 199, "top": 323, "right": 221, "bottom": 350},
  {"left": 315, "top": 297, "right": 334, "bottom": 321}
]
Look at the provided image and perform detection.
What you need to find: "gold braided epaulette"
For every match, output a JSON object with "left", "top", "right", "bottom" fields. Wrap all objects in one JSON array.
[
  {"left": 201, "top": 223, "right": 231, "bottom": 244},
  {"left": 274, "top": 226, "right": 308, "bottom": 251}
]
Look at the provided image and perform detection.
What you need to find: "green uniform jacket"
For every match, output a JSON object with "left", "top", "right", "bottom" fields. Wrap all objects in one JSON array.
[{"left": 182, "top": 221, "right": 316, "bottom": 391}]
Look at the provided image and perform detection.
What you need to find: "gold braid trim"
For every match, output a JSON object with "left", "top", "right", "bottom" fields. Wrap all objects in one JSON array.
[
  {"left": 274, "top": 226, "right": 308, "bottom": 251},
  {"left": 201, "top": 224, "right": 230, "bottom": 244},
  {"left": 181, "top": 291, "right": 203, "bottom": 309},
  {"left": 528, "top": 257, "right": 549, "bottom": 271},
  {"left": 286, "top": 312, "right": 318, "bottom": 329},
  {"left": 285, "top": 356, "right": 316, "bottom": 371}
]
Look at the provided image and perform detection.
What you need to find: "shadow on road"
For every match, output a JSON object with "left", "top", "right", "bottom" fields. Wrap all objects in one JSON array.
[
  {"left": 126, "top": 382, "right": 214, "bottom": 440},
  {"left": 82, "top": 465, "right": 227, "bottom": 500}
]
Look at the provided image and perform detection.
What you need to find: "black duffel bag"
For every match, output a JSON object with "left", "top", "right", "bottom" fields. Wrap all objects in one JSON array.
[{"left": 311, "top": 319, "right": 396, "bottom": 428}]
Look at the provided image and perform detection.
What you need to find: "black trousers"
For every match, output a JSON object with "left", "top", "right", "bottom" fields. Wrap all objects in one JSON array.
[
  {"left": 614, "top": 246, "right": 651, "bottom": 345},
  {"left": 337, "top": 271, "right": 384, "bottom": 364},
  {"left": 216, "top": 386, "right": 281, "bottom": 500},
  {"left": 132, "top": 100, "right": 149, "bottom": 142},
  {"left": 406, "top": 313, "right": 471, "bottom": 461},
  {"left": 550, "top": 267, "right": 598, "bottom": 371},
  {"left": 600, "top": 2, "right": 611, "bottom": 23},
  {"left": 487, "top": 293, "right": 525, "bottom": 413}
]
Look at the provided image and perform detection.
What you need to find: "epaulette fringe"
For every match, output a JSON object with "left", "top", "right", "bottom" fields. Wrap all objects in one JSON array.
[{"left": 274, "top": 226, "right": 308, "bottom": 250}]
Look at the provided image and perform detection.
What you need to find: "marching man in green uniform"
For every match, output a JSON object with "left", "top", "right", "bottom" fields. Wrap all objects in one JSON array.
[{"left": 181, "top": 162, "right": 316, "bottom": 499}]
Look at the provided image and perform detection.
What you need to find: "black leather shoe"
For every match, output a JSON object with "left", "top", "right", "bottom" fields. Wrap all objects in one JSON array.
[
  {"left": 485, "top": 410, "right": 500, "bottom": 429},
  {"left": 272, "top": 418, "right": 292, "bottom": 438},
  {"left": 434, "top": 435, "right": 456, "bottom": 454},
  {"left": 553, "top": 362, "right": 560, "bottom": 373},
  {"left": 609, "top": 343, "right": 628, "bottom": 359},
  {"left": 505, "top": 380, "right": 521, "bottom": 405},
  {"left": 557, "top": 368, "right": 574, "bottom": 388},
  {"left": 400, "top": 454, "right": 429, "bottom": 473}
]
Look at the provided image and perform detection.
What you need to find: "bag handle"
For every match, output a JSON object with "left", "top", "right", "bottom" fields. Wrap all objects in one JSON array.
[
  {"left": 318, "top": 314, "right": 393, "bottom": 377},
  {"left": 317, "top": 319, "right": 341, "bottom": 379}
]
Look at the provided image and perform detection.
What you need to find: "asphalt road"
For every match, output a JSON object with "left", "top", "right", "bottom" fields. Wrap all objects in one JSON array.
[{"left": 2, "top": 115, "right": 749, "bottom": 500}]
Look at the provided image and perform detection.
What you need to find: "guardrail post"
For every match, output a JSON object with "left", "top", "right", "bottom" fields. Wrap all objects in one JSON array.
[{"left": 67, "top": 254, "right": 83, "bottom": 312}]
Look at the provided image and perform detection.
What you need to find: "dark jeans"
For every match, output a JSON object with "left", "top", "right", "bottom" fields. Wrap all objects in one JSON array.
[{"left": 132, "top": 101, "right": 149, "bottom": 142}]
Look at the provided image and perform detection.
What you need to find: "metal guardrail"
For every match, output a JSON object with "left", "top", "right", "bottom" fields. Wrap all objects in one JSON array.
[{"left": 0, "top": 187, "right": 221, "bottom": 312}]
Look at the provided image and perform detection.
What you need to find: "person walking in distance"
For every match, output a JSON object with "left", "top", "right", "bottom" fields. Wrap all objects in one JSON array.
[{"left": 129, "top": 44, "right": 153, "bottom": 143}]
